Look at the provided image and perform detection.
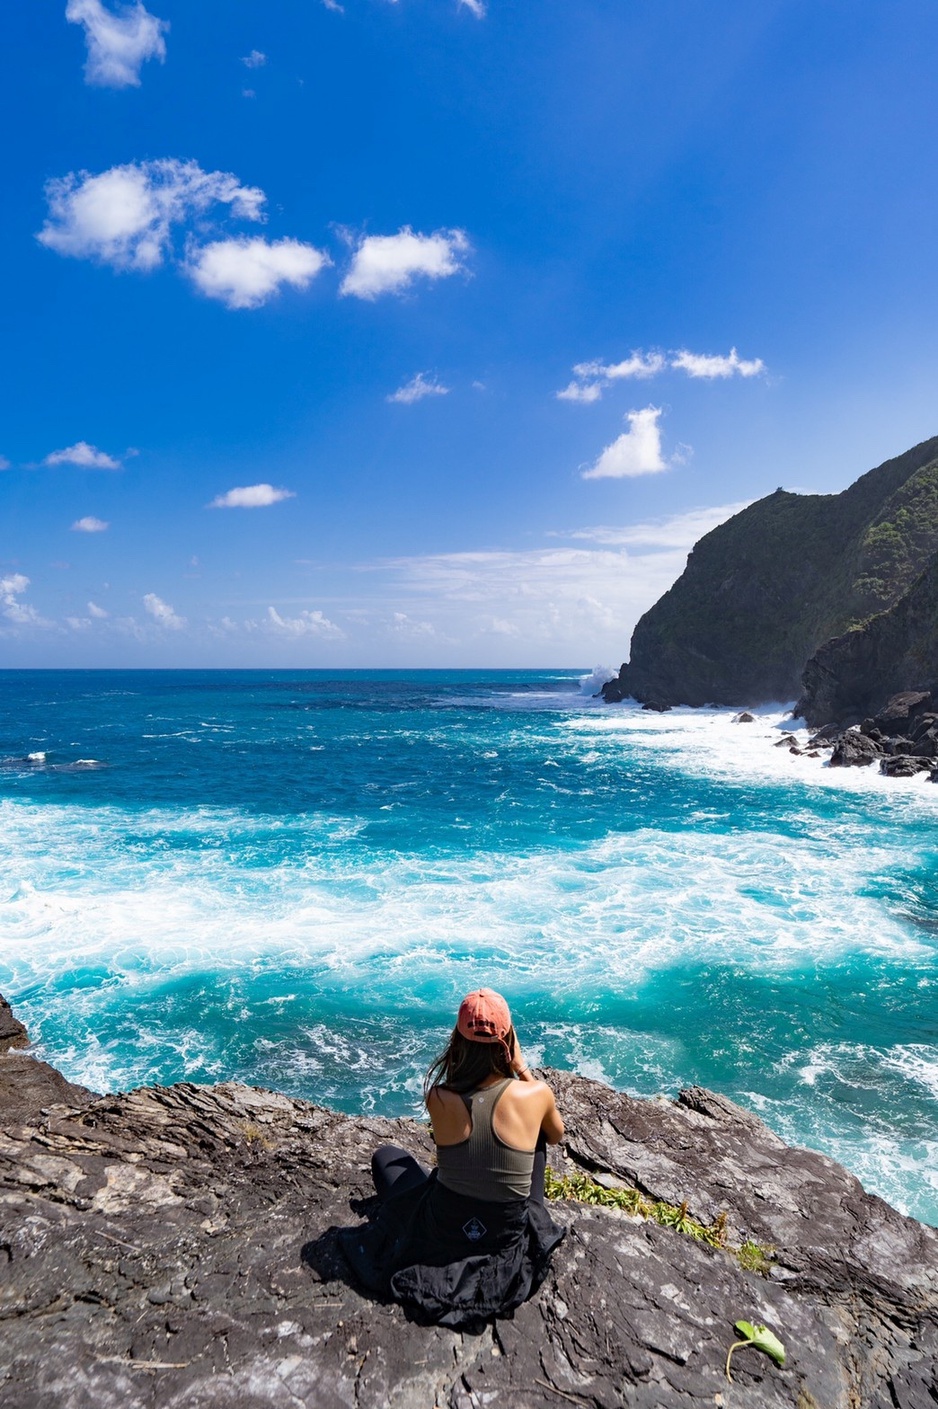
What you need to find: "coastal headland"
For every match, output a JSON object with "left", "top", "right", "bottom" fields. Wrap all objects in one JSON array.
[{"left": 2, "top": 996, "right": 936, "bottom": 1408}]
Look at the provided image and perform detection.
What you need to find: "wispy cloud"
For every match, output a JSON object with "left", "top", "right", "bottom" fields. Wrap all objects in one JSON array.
[
  {"left": 340, "top": 227, "right": 469, "bottom": 299},
  {"left": 0, "top": 457, "right": 10, "bottom": 471},
  {"left": 266, "top": 606, "right": 345, "bottom": 638},
  {"left": 457, "top": 0, "right": 486, "bottom": 15},
  {"left": 670, "top": 347, "right": 766, "bottom": 379},
  {"left": 45, "top": 441, "right": 122, "bottom": 469},
  {"left": 38, "top": 159, "right": 265, "bottom": 272},
  {"left": 0, "top": 574, "right": 51, "bottom": 629},
  {"left": 186, "top": 237, "right": 330, "bottom": 309},
  {"left": 387, "top": 372, "right": 450, "bottom": 404},
  {"left": 66, "top": 0, "right": 168, "bottom": 89},
  {"left": 555, "top": 502, "right": 751, "bottom": 548},
  {"left": 581, "top": 407, "right": 666, "bottom": 480},
  {"left": 208, "top": 483, "right": 295, "bottom": 508},
  {"left": 88, "top": 601, "right": 109, "bottom": 618},
  {"left": 558, "top": 346, "right": 765, "bottom": 401},
  {"left": 241, "top": 49, "right": 267, "bottom": 68},
  {"left": 143, "top": 592, "right": 185, "bottom": 629},
  {"left": 71, "top": 516, "right": 109, "bottom": 532}
]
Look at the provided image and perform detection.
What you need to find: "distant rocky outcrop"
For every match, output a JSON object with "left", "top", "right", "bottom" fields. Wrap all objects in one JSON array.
[
  {"left": 2, "top": 995, "right": 937, "bottom": 1406},
  {"left": 603, "top": 435, "right": 938, "bottom": 709}
]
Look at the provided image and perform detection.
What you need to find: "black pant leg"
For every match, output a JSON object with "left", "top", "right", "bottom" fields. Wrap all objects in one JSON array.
[
  {"left": 529, "top": 1132, "right": 547, "bottom": 1205},
  {"left": 371, "top": 1144, "right": 429, "bottom": 1203}
]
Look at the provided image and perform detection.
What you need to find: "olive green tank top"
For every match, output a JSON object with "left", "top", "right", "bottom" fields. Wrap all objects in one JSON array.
[{"left": 435, "top": 1077, "right": 536, "bottom": 1203}]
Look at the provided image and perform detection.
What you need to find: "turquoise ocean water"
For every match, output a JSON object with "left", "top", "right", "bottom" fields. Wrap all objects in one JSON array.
[{"left": 2, "top": 668, "right": 937, "bottom": 1224}]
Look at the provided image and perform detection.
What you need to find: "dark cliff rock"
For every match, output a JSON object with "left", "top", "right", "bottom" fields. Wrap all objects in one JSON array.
[
  {"left": 797, "top": 554, "right": 938, "bottom": 727},
  {"left": 605, "top": 435, "right": 938, "bottom": 708},
  {"left": 1, "top": 997, "right": 937, "bottom": 1408},
  {"left": 0, "top": 993, "right": 29, "bottom": 1052}
]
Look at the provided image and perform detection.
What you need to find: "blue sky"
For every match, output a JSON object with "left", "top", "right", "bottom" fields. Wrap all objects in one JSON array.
[{"left": 3, "top": 0, "right": 938, "bottom": 667}]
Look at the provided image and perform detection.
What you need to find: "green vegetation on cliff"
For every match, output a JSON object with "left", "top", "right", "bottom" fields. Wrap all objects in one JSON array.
[{"left": 613, "top": 435, "right": 938, "bottom": 707}]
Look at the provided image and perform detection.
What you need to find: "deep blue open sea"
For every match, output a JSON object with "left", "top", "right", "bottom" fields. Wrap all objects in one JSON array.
[{"left": 2, "top": 668, "right": 937, "bottom": 1224}]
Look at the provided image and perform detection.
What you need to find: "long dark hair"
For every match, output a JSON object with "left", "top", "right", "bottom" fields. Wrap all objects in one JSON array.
[{"left": 424, "top": 1026, "right": 515, "bottom": 1099}]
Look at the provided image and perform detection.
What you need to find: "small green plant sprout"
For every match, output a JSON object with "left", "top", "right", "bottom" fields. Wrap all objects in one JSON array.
[{"left": 725, "top": 1319, "right": 786, "bottom": 1382}]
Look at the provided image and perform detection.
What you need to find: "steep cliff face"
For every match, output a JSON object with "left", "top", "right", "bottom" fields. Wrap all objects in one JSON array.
[
  {"left": 797, "top": 552, "right": 938, "bottom": 726},
  {"left": 606, "top": 435, "right": 938, "bottom": 707}
]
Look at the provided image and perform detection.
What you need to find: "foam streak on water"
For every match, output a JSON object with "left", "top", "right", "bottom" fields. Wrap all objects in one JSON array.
[{"left": 1, "top": 670, "right": 937, "bottom": 1223}]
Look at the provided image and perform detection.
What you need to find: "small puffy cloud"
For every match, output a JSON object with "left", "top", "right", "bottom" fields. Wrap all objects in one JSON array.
[
  {"left": 670, "top": 347, "right": 765, "bottom": 379},
  {"left": 340, "top": 226, "right": 469, "bottom": 300},
  {"left": 66, "top": 0, "right": 168, "bottom": 89},
  {"left": 71, "top": 516, "right": 109, "bottom": 532},
  {"left": 67, "top": 616, "right": 92, "bottom": 631},
  {"left": 582, "top": 407, "right": 666, "bottom": 480},
  {"left": 241, "top": 49, "right": 266, "bottom": 67},
  {"left": 143, "top": 591, "right": 185, "bottom": 628},
  {"left": 556, "top": 380, "right": 603, "bottom": 404},
  {"left": 558, "top": 351, "right": 665, "bottom": 402},
  {"left": 45, "top": 441, "right": 121, "bottom": 469},
  {"left": 38, "top": 159, "right": 265, "bottom": 272},
  {"left": 88, "top": 601, "right": 109, "bottom": 618},
  {"left": 266, "top": 606, "right": 344, "bottom": 639},
  {"left": 186, "top": 236, "right": 330, "bottom": 309},
  {"left": 208, "top": 483, "right": 295, "bottom": 509},
  {"left": 387, "top": 372, "right": 450, "bottom": 405}
]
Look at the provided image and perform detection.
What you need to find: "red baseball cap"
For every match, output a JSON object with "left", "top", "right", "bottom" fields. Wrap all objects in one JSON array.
[{"left": 457, "top": 988, "right": 512, "bottom": 1044}]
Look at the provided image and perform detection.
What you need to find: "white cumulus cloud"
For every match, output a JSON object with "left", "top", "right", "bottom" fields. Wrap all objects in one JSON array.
[
  {"left": 266, "top": 606, "right": 345, "bottom": 638},
  {"left": 582, "top": 407, "right": 666, "bottom": 480},
  {"left": 66, "top": 0, "right": 168, "bottom": 88},
  {"left": 71, "top": 516, "right": 109, "bottom": 532},
  {"left": 340, "top": 227, "right": 469, "bottom": 300},
  {"left": 670, "top": 347, "right": 766, "bottom": 379},
  {"left": 208, "top": 483, "right": 295, "bottom": 509},
  {"left": 38, "top": 159, "right": 265, "bottom": 272},
  {"left": 143, "top": 592, "right": 185, "bottom": 629},
  {"left": 186, "top": 237, "right": 330, "bottom": 309},
  {"left": 387, "top": 372, "right": 450, "bottom": 405},
  {"left": 241, "top": 49, "right": 266, "bottom": 67},
  {"left": 45, "top": 441, "right": 122, "bottom": 469},
  {"left": 88, "top": 601, "right": 109, "bottom": 618}
]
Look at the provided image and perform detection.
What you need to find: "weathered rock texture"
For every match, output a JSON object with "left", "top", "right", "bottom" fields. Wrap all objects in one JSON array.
[
  {"left": 2, "top": 1001, "right": 937, "bottom": 1408},
  {"left": 797, "top": 553, "right": 938, "bottom": 726},
  {"left": 603, "top": 435, "right": 938, "bottom": 708}
]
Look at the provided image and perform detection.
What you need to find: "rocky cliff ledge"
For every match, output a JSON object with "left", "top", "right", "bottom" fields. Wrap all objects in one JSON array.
[{"left": 2, "top": 998, "right": 937, "bottom": 1409}]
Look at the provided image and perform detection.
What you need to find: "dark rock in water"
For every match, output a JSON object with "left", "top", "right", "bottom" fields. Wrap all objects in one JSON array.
[
  {"left": 880, "top": 755, "right": 933, "bottom": 778},
  {"left": 640, "top": 700, "right": 671, "bottom": 712},
  {"left": 2, "top": 999, "right": 938, "bottom": 1407},
  {"left": 807, "top": 722, "right": 842, "bottom": 745},
  {"left": 829, "top": 730, "right": 882, "bottom": 767},
  {"left": 0, "top": 992, "right": 29, "bottom": 1052},
  {"left": 774, "top": 733, "right": 798, "bottom": 746},
  {"left": 734, "top": 711, "right": 755, "bottom": 723},
  {"left": 600, "top": 672, "right": 630, "bottom": 703},
  {"left": 875, "top": 690, "right": 933, "bottom": 728}
]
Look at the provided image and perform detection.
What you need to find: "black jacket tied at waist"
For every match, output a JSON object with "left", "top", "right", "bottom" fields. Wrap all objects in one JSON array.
[{"left": 340, "top": 1169, "right": 565, "bottom": 1329}]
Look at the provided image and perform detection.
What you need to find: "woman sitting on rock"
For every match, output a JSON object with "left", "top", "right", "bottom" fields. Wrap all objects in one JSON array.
[{"left": 340, "top": 989, "right": 566, "bottom": 1327}]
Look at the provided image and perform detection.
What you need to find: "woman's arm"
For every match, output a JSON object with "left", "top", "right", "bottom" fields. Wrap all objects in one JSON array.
[{"left": 508, "top": 1028, "right": 564, "bottom": 1143}]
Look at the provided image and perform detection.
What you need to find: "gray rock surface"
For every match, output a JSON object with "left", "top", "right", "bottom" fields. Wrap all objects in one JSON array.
[
  {"left": 0, "top": 992, "right": 29, "bottom": 1052},
  {"left": 1, "top": 998, "right": 936, "bottom": 1408}
]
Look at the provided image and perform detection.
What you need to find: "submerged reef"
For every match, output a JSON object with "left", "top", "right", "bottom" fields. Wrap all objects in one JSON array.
[{"left": 1, "top": 994, "right": 937, "bottom": 1408}]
